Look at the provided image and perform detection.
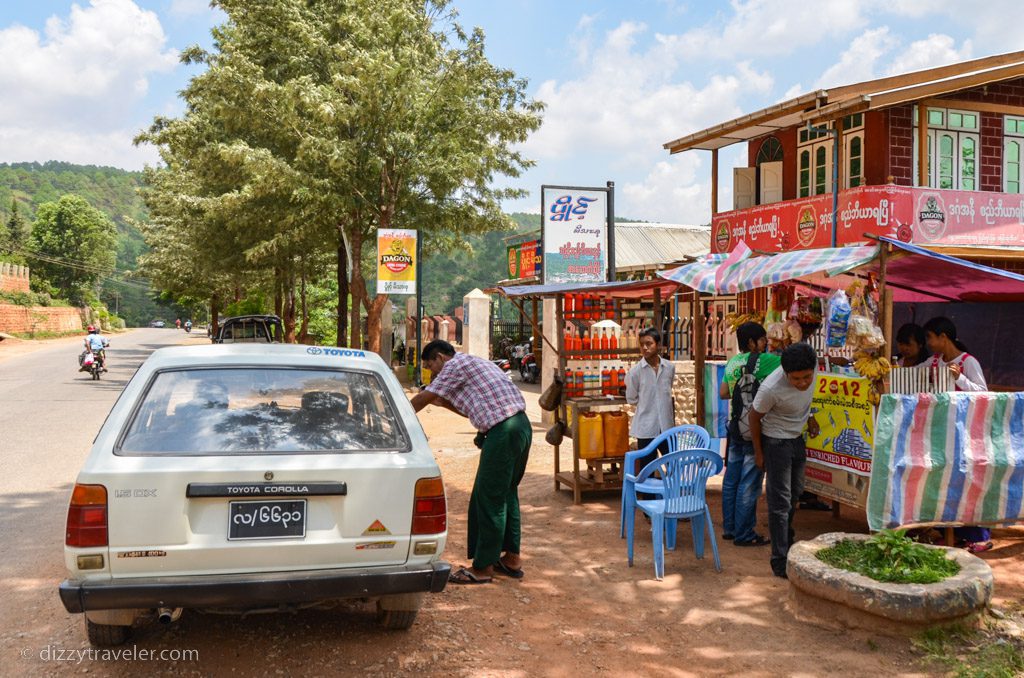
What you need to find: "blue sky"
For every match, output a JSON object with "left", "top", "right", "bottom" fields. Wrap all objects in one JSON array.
[{"left": 1, "top": 0, "right": 1021, "bottom": 225}]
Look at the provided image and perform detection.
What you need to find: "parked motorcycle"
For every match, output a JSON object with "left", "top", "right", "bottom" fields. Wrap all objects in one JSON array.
[
  {"left": 491, "top": 358, "right": 512, "bottom": 379},
  {"left": 519, "top": 349, "right": 539, "bottom": 383}
]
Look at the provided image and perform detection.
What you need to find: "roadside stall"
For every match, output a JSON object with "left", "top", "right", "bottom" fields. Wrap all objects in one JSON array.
[
  {"left": 491, "top": 277, "right": 688, "bottom": 504},
  {"left": 658, "top": 237, "right": 1024, "bottom": 526}
]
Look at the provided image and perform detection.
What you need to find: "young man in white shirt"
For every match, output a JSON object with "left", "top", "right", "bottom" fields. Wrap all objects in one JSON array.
[
  {"left": 749, "top": 342, "right": 820, "bottom": 579},
  {"left": 625, "top": 328, "right": 675, "bottom": 489}
]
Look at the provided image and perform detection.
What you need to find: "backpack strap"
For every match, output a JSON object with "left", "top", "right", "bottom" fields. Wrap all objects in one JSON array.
[{"left": 729, "top": 352, "right": 761, "bottom": 426}]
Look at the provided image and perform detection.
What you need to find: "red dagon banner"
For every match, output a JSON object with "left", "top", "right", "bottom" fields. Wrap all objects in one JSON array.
[{"left": 711, "top": 185, "right": 1024, "bottom": 253}]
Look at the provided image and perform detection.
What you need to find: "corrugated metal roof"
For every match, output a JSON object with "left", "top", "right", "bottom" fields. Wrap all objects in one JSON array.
[{"left": 614, "top": 223, "right": 710, "bottom": 271}]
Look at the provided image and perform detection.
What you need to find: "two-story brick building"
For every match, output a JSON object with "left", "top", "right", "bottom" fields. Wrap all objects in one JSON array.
[{"left": 664, "top": 50, "right": 1024, "bottom": 272}]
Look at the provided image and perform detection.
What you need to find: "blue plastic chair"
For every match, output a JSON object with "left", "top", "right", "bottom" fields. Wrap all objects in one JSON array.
[
  {"left": 625, "top": 448, "right": 724, "bottom": 580},
  {"left": 620, "top": 425, "right": 711, "bottom": 538}
]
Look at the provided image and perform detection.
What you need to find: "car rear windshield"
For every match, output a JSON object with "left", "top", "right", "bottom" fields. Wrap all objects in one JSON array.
[{"left": 118, "top": 367, "right": 409, "bottom": 455}]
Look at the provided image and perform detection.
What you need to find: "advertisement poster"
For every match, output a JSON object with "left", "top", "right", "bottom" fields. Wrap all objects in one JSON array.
[
  {"left": 505, "top": 240, "right": 540, "bottom": 281},
  {"left": 376, "top": 229, "right": 416, "bottom": 295},
  {"left": 805, "top": 374, "right": 874, "bottom": 477},
  {"left": 909, "top": 188, "right": 1024, "bottom": 246},
  {"left": 542, "top": 186, "right": 608, "bottom": 284},
  {"left": 710, "top": 184, "right": 1024, "bottom": 254}
]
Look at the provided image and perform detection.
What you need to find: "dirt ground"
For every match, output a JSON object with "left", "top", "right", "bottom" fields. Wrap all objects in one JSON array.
[
  {"left": 410, "top": 378, "right": 1024, "bottom": 677},
  {"left": 6, "top": 333, "right": 1022, "bottom": 676}
]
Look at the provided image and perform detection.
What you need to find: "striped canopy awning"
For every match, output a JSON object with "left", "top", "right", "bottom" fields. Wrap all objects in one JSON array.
[{"left": 658, "top": 242, "right": 879, "bottom": 294}]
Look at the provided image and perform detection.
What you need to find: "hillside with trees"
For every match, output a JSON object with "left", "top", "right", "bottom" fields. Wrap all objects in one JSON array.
[{"left": 0, "top": 161, "right": 182, "bottom": 326}]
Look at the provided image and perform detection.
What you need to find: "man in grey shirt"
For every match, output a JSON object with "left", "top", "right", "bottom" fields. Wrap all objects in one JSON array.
[
  {"left": 626, "top": 328, "right": 675, "bottom": 489},
  {"left": 750, "top": 342, "right": 820, "bottom": 579}
]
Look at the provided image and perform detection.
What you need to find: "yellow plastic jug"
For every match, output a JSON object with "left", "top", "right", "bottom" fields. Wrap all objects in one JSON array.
[
  {"left": 577, "top": 412, "right": 604, "bottom": 459},
  {"left": 602, "top": 411, "right": 629, "bottom": 457}
]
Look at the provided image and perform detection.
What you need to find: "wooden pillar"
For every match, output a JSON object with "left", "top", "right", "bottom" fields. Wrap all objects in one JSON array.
[
  {"left": 917, "top": 103, "right": 929, "bottom": 187},
  {"left": 694, "top": 292, "right": 706, "bottom": 428},
  {"left": 835, "top": 117, "right": 846, "bottom": 191},
  {"left": 532, "top": 299, "right": 539, "bottom": 352},
  {"left": 878, "top": 242, "right": 894, "bottom": 359},
  {"left": 711, "top": 149, "right": 719, "bottom": 216},
  {"left": 653, "top": 287, "right": 663, "bottom": 340}
]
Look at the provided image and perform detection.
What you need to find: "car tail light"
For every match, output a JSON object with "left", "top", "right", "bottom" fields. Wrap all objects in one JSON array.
[
  {"left": 66, "top": 484, "right": 108, "bottom": 548},
  {"left": 412, "top": 477, "right": 446, "bottom": 535}
]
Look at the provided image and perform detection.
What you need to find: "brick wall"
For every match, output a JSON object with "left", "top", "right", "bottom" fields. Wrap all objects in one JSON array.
[
  {"left": 0, "top": 263, "right": 30, "bottom": 294},
  {"left": 887, "top": 105, "right": 915, "bottom": 185},
  {"left": 889, "top": 79, "right": 1024, "bottom": 190},
  {"left": 0, "top": 304, "right": 84, "bottom": 334},
  {"left": 980, "top": 112, "right": 1003, "bottom": 192}
]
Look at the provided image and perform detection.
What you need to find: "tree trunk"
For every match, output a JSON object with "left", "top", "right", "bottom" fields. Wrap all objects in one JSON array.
[
  {"left": 366, "top": 294, "right": 389, "bottom": 355},
  {"left": 337, "top": 233, "right": 348, "bottom": 348},
  {"left": 283, "top": 265, "right": 297, "bottom": 343},
  {"left": 298, "top": 260, "right": 308, "bottom": 343},
  {"left": 349, "top": 228, "right": 364, "bottom": 349},
  {"left": 274, "top": 267, "right": 283, "bottom": 320},
  {"left": 210, "top": 294, "right": 220, "bottom": 337}
]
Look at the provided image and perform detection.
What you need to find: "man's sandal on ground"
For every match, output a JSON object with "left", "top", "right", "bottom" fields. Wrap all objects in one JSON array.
[
  {"left": 448, "top": 567, "right": 493, "bottom": 585},
  {"left": 493, "top": 560, "right": 524, "bottom": 579}
]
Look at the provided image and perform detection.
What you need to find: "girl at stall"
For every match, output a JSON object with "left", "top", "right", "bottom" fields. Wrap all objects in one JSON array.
[
  {"left": 923, "top": 317, "right": 987, "bottom": 392},
  {"left": 895, "top": 323, "right": 928, "bottom": 367},
  {"left": 922, "top": 316, "right": 992, "bottom": 553}
]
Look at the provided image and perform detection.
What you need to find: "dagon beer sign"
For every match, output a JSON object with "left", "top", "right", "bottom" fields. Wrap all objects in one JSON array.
[
  {"left": 541, "top": 185, "right": 610, "bottom": 284},
  {"left": 376, "top": 229, "right": 417, "bottom": 295},
  {"left": 506, "top": 240, "right": 540, "bottom": 280}
]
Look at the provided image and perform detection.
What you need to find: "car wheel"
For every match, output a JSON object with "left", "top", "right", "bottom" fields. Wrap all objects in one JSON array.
[
  {"left": 375, "top": 601, "right": 418, "bottom": 630},
  {"left": 85, "top": 619, "right": 130, "bottom": 646}
]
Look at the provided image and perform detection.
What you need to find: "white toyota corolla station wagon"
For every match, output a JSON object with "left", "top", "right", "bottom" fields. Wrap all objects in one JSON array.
[{"left": 59, "top": 344, "right": 449, "bottom": 646}]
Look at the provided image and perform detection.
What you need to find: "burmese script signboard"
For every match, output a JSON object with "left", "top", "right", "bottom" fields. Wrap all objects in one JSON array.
[
  {"left": 542, "top": 185, "right": 610, "bottom": 284},
  {"left": 711, "top": 185, "right": 1024, "bottom": 253}
]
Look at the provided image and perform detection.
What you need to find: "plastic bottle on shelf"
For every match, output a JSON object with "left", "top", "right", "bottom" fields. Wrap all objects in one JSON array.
[
  {"left": 601, "top": 365, "right": 611, "bottom": 396},
  {"left": 565, "top": 294, "right": 574, "bottom": 317},
  {"left": 609, "top": 365, "right": 619, "bottom": 394},
  {"left": 617, "top": 365, "right": 626, "bottom": 394},
  {"left": 599, "top": 327, "right": 609, "bottom": 358},
  {"left": 582, "top": 328, "right": 591, "bottom": 354},
  {"left": 610, "top": 330, "right": 619, "bottom": 357},
  {"left": 573, "top": 365, "right": 584, "bottom": 399}
]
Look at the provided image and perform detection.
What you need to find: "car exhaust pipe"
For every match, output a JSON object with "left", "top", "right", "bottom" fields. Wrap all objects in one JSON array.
[{"left": 157, "top": 607, "right": 183, "bottom": 625}]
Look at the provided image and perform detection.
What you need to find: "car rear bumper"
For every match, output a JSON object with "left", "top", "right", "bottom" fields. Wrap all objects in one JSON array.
[{"left": 59, "top": 561, "right": 451, "bottom": 613}]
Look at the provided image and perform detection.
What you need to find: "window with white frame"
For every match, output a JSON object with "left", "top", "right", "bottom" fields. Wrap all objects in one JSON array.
[
  {"left": 797, "top": 113, "right": 864, "bottom": 197},
  {"left": 913, "top": 107, "right": 980, "bottom": 190},
  {"left": 1005, "top": 116, "right": 1024, "bottom": 194}
]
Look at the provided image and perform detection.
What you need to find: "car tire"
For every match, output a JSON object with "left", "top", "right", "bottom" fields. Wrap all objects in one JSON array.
[
  {"left": 375, "top": 601, "right": 418, "bottom": 631},
  {"left": 85, "top": 619, "right": 131, "bottom": 646}
]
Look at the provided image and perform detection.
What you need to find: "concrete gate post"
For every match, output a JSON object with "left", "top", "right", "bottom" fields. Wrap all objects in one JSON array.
[{"left": 462, "top": 289, "right": 491, "bottom": 359}]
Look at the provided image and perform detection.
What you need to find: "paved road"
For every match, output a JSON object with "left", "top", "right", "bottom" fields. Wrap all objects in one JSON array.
[{"left": 0, "top": 329, "right": 205, "bottom": 674}]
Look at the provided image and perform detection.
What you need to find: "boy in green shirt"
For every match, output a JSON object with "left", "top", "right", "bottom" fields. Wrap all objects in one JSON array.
[{"left": 718, "top": 322, "right": 780, "bottom": 546}]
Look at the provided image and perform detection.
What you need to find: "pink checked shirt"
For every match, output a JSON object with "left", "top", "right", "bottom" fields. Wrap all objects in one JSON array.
[{"left": 425, "top": 353, "right": 526, "bottom": 432}]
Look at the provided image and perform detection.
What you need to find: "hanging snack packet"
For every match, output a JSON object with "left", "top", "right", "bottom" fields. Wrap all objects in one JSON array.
[{"left": 825, "top": 289, "right": 852, "bottom": 348}]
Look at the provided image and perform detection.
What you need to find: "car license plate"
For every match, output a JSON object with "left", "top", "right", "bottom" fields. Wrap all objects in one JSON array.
[{"left": 228, "top": 500, "right": 307, "bottom": 540}]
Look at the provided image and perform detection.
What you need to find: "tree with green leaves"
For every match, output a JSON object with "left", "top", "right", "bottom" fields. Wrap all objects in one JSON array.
[
  {"left": 1, "top": 198, "right": 29, "bottom": 263},
  {"left": 136, "top": 0, "right": 541, "bottom": 351},
  {"left": 28, "top": 195, "right": 117, "bottom": 304}
]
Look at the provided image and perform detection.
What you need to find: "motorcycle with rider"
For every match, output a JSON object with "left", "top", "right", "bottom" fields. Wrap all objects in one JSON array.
[{"left": 80, "top": 326, "right": 109, "bottom": 379}]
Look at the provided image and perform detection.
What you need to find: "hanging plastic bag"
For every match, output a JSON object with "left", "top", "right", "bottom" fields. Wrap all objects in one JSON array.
[{"left": 825, "top": 289, "right": 852, "bottom": 348}]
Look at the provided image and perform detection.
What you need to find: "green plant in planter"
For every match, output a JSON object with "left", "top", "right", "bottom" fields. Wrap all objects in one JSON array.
[{"left": 817, "top": 529, "right": 961, "bottom": 584}]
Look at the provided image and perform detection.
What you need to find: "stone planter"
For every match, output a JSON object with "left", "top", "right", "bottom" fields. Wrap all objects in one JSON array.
[{"left": 787, "top": 532, "right": 993, "bottom": 635}]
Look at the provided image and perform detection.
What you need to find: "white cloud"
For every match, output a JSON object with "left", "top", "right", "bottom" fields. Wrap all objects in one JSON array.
[
  {"left": 660, "top": 0, "right": 869, "bottom": 60},
  {"left": 0, "top": 126, "right": 161, "bottom": 169},
  {"left": 523, "top": 20, "right": 767, "bottom": 222},
  {"left": 169, "top": 0, "right": 213, "bottom": 18},
  {"left": 0, "top": 0, "right": 177, "bottom": 168},
  {"left": 623, "top": 157, "right": 706, "bottom": 224},
  {"left": 884, "top": 34, "right": 973, "bottom": 76},
  {"left": 816, "top": 27, "right": 899, "bottom": 88}
]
